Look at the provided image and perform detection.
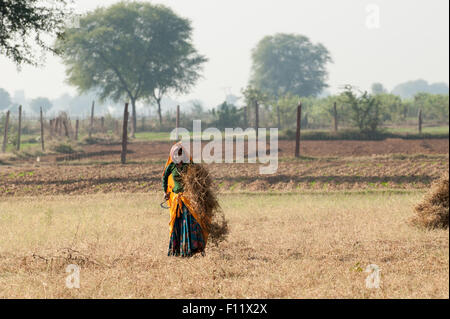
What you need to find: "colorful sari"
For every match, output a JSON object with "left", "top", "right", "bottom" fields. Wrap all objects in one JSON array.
[{"left": 163, "top": 143, "right": 209, "bottom": 257}]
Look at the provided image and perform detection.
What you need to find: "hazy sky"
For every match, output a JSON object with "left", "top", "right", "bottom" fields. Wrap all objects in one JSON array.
[{"left": 0, "top": 0, "right": 448, "bottom": 107}]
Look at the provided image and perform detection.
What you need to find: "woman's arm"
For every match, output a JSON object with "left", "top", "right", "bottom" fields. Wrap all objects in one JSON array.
[{"left": 162, "top": 162, "right": 174, "bottom": 194}]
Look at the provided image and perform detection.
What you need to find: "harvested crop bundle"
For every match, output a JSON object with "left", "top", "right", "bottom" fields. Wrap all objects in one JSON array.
[
  {"left": 182, "top": 163, "right": 229, "bottom": 245},
  {"left": 411, "top": 174, "right": 449, "bottom": 229}
]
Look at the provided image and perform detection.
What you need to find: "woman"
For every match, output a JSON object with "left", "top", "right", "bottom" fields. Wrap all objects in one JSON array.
[{"left": 162, "top": 143, "right": 208, "bottom": 257}]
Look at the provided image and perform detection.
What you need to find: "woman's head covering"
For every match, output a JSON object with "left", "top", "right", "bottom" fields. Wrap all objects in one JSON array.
[{"left": 169, "top": 142, "right": 190, "bottom": 164}]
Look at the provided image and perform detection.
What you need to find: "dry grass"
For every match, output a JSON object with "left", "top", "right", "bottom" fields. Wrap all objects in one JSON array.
[
  {"left": 0, "top": 191, "right": 448, "bottom": 299},
  {"left": 182, "top": 164, "right": 228, "bottom": 245},
  {"left": 411, "top": 175, "right": 449, "bottom": 229}
]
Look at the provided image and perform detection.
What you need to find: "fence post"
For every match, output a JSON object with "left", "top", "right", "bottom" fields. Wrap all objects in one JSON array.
[
  {"left": 49, "top": 119, "right": 53, "bottom": 137},
  {"left": 121, "top": 103, "right": 129, "bottom": 164},
  {"left": 75, "top": 119, "right": 79, "bottom": 141},
  {"left": 63, "top": 119, "right": 70, "bottom": 138},
  {"left": 101, "top": 116, "right": 105, "bottom": 133},
  {"left": 295, "top": 101, "right": 302, "bottom": 158},
  {"left": 255, "top": 100, "right": 259, "bottom": 138},
  {"left": 17, "top": 105, "right": 22, "bottom": 151},
  {"left": 2, "top": 110, "right": 10, "bottom": 153},
  {"left": 418, "top": 109, "right": 423, "bottom": 134},
  {"left": 89, "top": 101, "right": 95, "bottom": 138},
  {"left": 333, "top": 102, "right": 338, "bottom": 132},
  {"left": 55, "top": 117, "right": 60, "bottom": 136},
  {"left": 40, "top": 107, "right": 45, "bottom": 151},
  {"left": 176, "top": 105, "right": 180, "bottom": 140}
]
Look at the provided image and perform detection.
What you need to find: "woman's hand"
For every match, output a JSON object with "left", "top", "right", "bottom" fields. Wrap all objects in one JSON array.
[{"left": 164, "top": 193, "right": 170, "bottom": 200}]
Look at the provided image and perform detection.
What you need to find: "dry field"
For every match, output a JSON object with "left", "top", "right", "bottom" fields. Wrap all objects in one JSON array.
[{"left": 0, "top": 192, "right": 448, "bottom": 298}]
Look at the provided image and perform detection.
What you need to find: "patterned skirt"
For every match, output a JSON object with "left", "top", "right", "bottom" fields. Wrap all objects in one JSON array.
[{"left": 168, "top": 202, "right": 206, "bottom": 257}]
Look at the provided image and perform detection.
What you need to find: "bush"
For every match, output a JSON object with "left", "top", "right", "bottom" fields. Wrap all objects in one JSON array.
[{"left": 52, "top": 143, "right": 76, "bottom": 154}]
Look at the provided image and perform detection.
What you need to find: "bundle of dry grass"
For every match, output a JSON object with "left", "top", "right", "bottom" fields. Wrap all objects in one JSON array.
[
  {"left": 182, "top": 164, "right": 229, "bottom": 245},
  {"left": 411, "top": 174, "right": 449, "bottom": 229}
]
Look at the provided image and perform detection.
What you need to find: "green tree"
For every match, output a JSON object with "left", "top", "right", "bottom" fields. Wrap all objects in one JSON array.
[
  {"left": 275, "top": 93, "right": 299, "bottom": 130},
  {"left": 0, "top": 0, "right": 73, "bottom": 66},
  {"left": 55, "top": 1, "right": 206, "bottom": 134},
  {"left": 371, "top": 83, "right": 387, "bottom": 95},
  {"left": 250, "top": 33, "right": 332, "bottom": 98},
  {"left": 213, "top": 102, "right": 241, "bottom": 130},
  {"left": 0, "top": 88, "right": 12, "bottom": 111},
  {"left": 30, "top": 97, "right": 53, "bottom": 114},
  {"left": 241, "top": 86, "right": 269, "bottom": 127},
  {"left": 374, "top": 93, "right": 404, "bottom": 122},
  {"left": 341, "top": 88, "right": 382, "bottom": 132},
  {"left": 414, "top": 93, "right": 449, "bottom": 123}
]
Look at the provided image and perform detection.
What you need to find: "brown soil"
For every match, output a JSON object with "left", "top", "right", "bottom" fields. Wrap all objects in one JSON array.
[
  {"left": 0, "top": 155, "right": 447, "bottom": 196},
  {"left": 9, "top": 139, "right": 449, "bottom": 165},
  {"left": 1, "top": 138, "right": 448, "bottom": 196}
]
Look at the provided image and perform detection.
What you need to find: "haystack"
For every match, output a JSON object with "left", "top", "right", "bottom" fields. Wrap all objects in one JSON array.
[
  {"left": 182, "top": 164, "right": 229, "bottom": 245},
  {"left": 411, "top": 174, "right": 449, "bottom": 229}
]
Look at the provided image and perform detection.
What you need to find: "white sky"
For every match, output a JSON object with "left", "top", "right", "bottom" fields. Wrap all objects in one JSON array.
[{"left": 0, "top": 0, "right": 448, "bottom": 107}]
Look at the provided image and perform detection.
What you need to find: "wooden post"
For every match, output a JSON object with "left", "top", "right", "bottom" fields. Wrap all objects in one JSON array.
[
  {"left": 121, "top": 103, "right": 129, "bottom": 164},
  {"left": 176, "top": 105, "right": 180, "bottom": 140},
  {"left": 40, "top": 107, "right": 45, "bottom": 151},
  {"left": 49, "top": 119, "right": 53, "bottom": 137},
  {"left": 2, "top": 110, "right": 10, "bottom": 153},
  {"left": 75, "top": 119, "right": 79, "bottom": 141},
  {"left": 89, "top": 101, "right": 94, "bottom": 138},
  {"left": 295, "top": 101, "right": 302, "bottom": 158},
  {"left": 101, "top": 116, "right": 105, "bottom": 133},
  {"left": 255, "top": 101, "right": 259, "bottom": 138},
  {"left": 17, "top": 105, "right": 22, "bottom": 151},
  {"left": 418, "top": 109, "right": 423, "bottom": 134},
  {"left": 333, "top": 102, "right": 338, "bottom": 132},
  {"left": 55, "top": 117, "right": 60, "bottom": 136},
  {"left": 63, "top": 119, "right": 70, "bottom": 137}
]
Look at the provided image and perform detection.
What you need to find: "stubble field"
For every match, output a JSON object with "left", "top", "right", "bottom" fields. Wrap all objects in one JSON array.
[{"left": 0, "top": 192, "right": 448, "bottom": 298}]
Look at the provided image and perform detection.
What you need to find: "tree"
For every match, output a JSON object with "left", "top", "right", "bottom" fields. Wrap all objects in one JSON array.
[
  {"left": 30, "top": 97, "right": 53, "bottom": 114},
  {"left": 371, "top": 83, "right": 387, "bottom": 95},
  {"left": 55, "top": 1, "right": 206, "bottom": 134},
  {"left": 250, "top": 33, "right": 332, "bottom": 98},
  {"left": 341, "top": 88, "right": 382, "bottom": 132},
  {"left": 414, "top": 93, "right": 449, "bottom": 123},
  {"left": 0, "top": 0, "right": 73, "bottom": 66},
  {"left": 392, "top": 79, "right": 449, "bottom": 99},
  {"left": 213, "top": 102, "right": 241, "bottom": 130},
  {"left": 0, "top": 88, "right": 12, "bottom": 111},
  {"left": 374, "top": 93, "right": 404, "bottom": 122}
]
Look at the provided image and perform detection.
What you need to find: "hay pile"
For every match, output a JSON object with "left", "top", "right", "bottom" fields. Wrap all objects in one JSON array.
[
  {"left": 182, "top": 164, "right": 229, "bottom": 245},
  {"left": 411, "top": 174, "right": 449, "bottom": 229}
]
